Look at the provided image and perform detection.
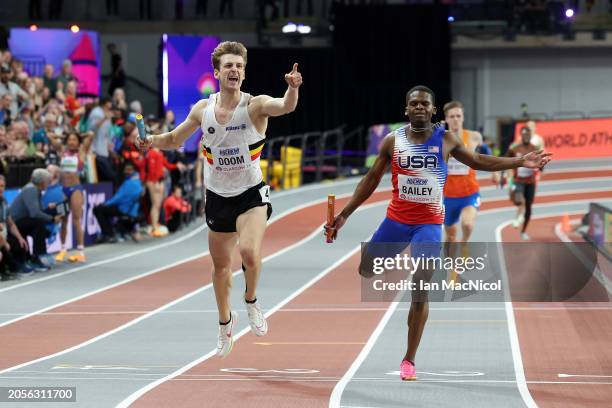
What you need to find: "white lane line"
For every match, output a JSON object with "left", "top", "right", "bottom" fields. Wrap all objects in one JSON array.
[
  {"left": 481, "top": 185, "right": 612, "bottom": 200},
  {"left": 0, "top": 249, "right": 210, "bottom": 329},
  {"left": 2, "top": 305, "right": 610, "bottom": 316},
  {"left": 328, "top": 300, "right": 400, "bottom": 408},
  {"left": 0, "top": 191, "right": 361, "bottom": 329},
  {"left": 535, "top": 163, "right": 612, "bottom": 173},
  {"left": 115, "top": 244, "right": 364, "bottom": 408},
  {"left": 0, "top": 179, "right": 374, "bottom": 294},
  {"left": 481, "top": 197, "right": 612, "bottom": 219},
  {"left": 340, "top": 405, "right": 381, "bottom": 408},
  {"left": 477, "top": 176, "right": 610, "bottom": 194},
  {"left": 115, "top": 201, "right": 383, "bottom": 407},
  {"left": 328, "top": 194, "right": 612, "bottom": 406},
  {"left": 558, "top": 373, "right": 612, "bottom": 379},
  {"left": 271, "top": 175, "right": 391, "bottom": 197},
  {"left": 497, "top": 205, "right": 612, "bottom": 407},
  {"left": 554, "top": 221, "right": 612, "bottom": 295},
  {"left": 0, "top": 224, "right": 208, "bottom": 294},
  {"left": 345, "top": 379, "right": 612, "bottom": 385},
  {"left": 2, "top": 186, "right": 607, "bottom": 398},
  {"left": 495, "top": 207, "right": 611, "bottom": 399},
  {"left": 0, "top": 197, "right": 388, "bottom": 377},
  {"left": 475, "top": 163, "right": 612, "bottom": 177},
  {"left": 0, "top": 207, "right": 360, "bottom": 376},
  {"left": 2, "top": 375, "right": 610, "bottom": 386},
  {"left": 495, "top": 222, "right": 539, "bottom": 408},
  {"left": 1, "top": 166, "right": 605, "bottom": 294},
  {"left": 0, "top": 168, "right": 604, "bottom": 294}
]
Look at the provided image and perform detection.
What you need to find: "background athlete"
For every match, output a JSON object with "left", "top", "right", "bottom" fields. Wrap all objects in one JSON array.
[
  {"left": 138, "top": 41, "right": 302, "bottom": 358},
  {"left": 442, "top": 100, "right": 498, "bottom": 257},
  {"left": 503, "top": 125, "right": 539, "bottom": 240},
  {"left": 51, "top": 130, "right": 94, "bottom": 263},
  {"left": 326, "top": 86, "right": 551, "bottom": 381}
]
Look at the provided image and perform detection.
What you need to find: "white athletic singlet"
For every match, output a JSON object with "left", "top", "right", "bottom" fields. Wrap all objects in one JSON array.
[{"left": 200, "top": 92, "right": 265, "bottom": 197}]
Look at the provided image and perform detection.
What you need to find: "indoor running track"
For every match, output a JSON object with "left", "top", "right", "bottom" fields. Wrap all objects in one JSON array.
[{"left": 0, "top": 158, "right": 610, "bottom": 408}]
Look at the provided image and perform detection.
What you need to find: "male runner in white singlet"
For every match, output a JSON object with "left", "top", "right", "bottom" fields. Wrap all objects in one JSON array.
[{"left": 138, "top": 41, "right": 303, "bottom": 357}]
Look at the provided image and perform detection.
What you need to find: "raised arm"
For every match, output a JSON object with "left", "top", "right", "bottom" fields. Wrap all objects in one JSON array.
[
  {"left": 250, "top": 63, "right": 302, "bottom": 118},
  {"left": 80, "top": 131, "right": 94, "bottom": 157},
  {"left": 326, "top": 134, "right": 394, "bottom": 240},
  {"left": 447, "top": 131, "right": 551, "bottom": 171},
  {"left": 141, "top": 99, "right": 207, "bottom": 151}
]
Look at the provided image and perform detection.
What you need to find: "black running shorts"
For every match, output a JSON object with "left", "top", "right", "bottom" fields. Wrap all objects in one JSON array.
[
  {"left": 205, "top": 182, "right": 272, "bottom": 233},
  {"left": 513, "top": 181, "right": 536, "bottom": 203}
]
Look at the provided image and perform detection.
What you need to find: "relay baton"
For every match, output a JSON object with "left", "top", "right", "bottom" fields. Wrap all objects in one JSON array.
[
  {"left": 326, "top": 194, "right": 335, "bottom": 243},
  {"left": 135, "top": 114, "right": 146, "bottom": 140}
]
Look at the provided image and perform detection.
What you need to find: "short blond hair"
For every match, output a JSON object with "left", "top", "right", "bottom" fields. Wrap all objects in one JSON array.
[
  {"left": 443, "top": 100, "right": 463, "bottom": 115},
  {"left": 211, "top": 41, "right": 247, "bottom": 70}
]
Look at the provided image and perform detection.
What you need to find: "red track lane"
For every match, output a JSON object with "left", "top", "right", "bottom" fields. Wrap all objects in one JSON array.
[
  {"left": 0, "top": 194, "right": 390, "bottom": 371},
  {"left": 477, "top": 169, "right": 612, "bottom": 188},
  {"left": 480, "top": 190, "right": 612, "bottom": 212},
  {"left": 502, "top": 210, "right": 612, "bottom": 408},
  {"left": 131, "top": 251, "right": 389, "bottom": 408},
  {"left": 501, "top": 214, "right": 583, "bottom": 242},
  {"left": 2, "top": 178, "right": 609, "bottom": 376},
  {"left": 130, "top": 190, "right": 612, "bottom": 407}
]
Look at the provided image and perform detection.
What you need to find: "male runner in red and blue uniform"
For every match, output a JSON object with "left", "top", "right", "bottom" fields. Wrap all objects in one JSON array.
[{"left": 327, "top": 86, "right": 551, "bottom": 381}]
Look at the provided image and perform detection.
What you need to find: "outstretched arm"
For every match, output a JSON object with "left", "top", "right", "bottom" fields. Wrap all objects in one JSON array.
[
  {"left": 448, "top": 132, "right": 551, "bottom": 171},
  {"left": 326, "top": 135, "right": 393, "bottom": 240},
  {"left": 250, "top": 63, "right": 303, "bottom": 117},
  {"left": 139, "top": 99, "right": 207, "bottom": 151}
]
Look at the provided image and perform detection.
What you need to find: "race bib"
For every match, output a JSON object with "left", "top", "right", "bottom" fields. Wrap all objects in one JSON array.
[
  {"left": 210, "top": 144, "right": 252, "bottom": 173},
  {"left": 517, "top": 167, "right": 534, "bottom": 178},
  {"left": 259, "top": 184, "right": 271, "bottom": 204},
  {"left": 447, "top": 157, "right": 470, "bottom": 175},
  {"left": 397, "top": 174, "right": 440, "bottom": 204}
]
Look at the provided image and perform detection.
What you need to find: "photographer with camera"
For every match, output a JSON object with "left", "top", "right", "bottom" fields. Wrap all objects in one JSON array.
[{"left": 9, "top": 168, "right": 63, "bottom": 272}]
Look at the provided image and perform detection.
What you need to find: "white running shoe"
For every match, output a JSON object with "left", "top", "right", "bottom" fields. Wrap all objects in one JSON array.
[
  {"left": 520, "top": 232, "right": 531, "bottom": 241},
  {"left": 245, "top": 299, "right": 268, "bottom": 337},
  {"left": 513, "top": 214, "right": 525, "bottom": 228},
  {"left": 216, "top": 311, "right": 238, "bottom": 358}
]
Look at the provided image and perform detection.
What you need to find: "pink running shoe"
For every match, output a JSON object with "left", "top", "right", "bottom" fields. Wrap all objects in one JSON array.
[{"left": 400, "top": 360, "right": 416, "bottom": 381}]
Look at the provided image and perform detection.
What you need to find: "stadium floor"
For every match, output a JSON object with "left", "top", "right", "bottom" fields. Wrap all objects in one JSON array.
[{"left": 0, "top": 158, "right": 610, "bottom": 408}]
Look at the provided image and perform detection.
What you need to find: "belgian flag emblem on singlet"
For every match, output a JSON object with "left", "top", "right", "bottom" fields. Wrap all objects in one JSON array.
[{"left": 203, "top": 139, "right": 265, "bottom": 166}]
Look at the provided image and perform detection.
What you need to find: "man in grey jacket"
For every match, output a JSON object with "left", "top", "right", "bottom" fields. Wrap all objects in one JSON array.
[{"left": 10, "top": 169, "right": 62, "bottom": 271}]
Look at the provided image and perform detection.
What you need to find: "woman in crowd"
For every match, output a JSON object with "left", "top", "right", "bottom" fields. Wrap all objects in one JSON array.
[{"left": 52, "top": 129, "right": 93, "bottom": 263}]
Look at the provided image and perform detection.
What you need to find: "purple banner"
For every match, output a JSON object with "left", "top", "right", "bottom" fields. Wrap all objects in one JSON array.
[
  {"left": 163, "top": 34, "right": 220, "bottom": 153},
  {"left": 45, "top": 182, "right": 112, "bottom": 251},
  {"left": 9, "top": 28, "right": 100, "bottom": 99}
]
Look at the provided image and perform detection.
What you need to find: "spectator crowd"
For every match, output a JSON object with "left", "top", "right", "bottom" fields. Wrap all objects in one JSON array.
[{"left": 0, "top": 49, "right": 200, "bottom": 282}]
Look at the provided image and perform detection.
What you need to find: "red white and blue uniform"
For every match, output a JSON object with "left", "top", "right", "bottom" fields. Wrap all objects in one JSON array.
[{"left": 370, "top": 126, "right": 447, "bottom": 258}]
